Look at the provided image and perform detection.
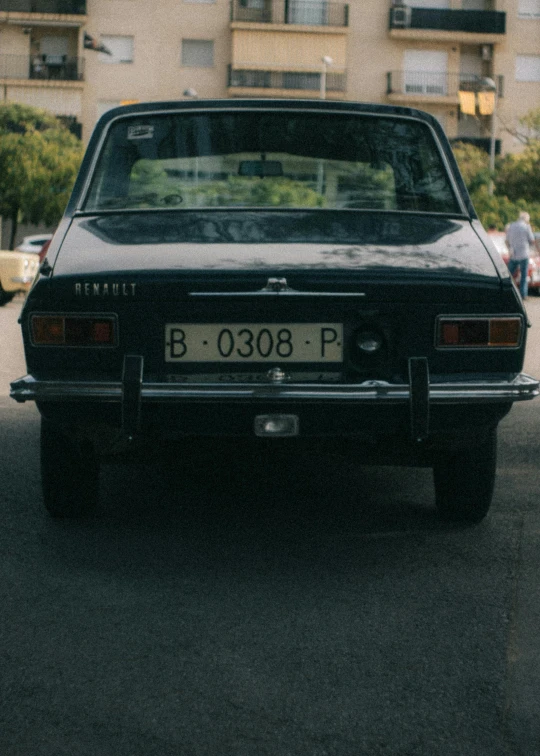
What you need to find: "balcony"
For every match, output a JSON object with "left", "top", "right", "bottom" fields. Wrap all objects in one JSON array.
[
  {"left": 0, "top": 54, "right": 84, "bottom": 81},
  {"left": 386, "top": 71, "right": 503, "bottom": 103},
  {"left": 231, "top": 0, "right": 348, "bottom": 27},
  {"left": 389, "top": 6, "right": 505, "bottom": 42},
  {"left": 228, "top": 65, "right": 346, "bottom": 95},
  {"left": 0, "top": 0, "right": 85, "bottom": 12}
]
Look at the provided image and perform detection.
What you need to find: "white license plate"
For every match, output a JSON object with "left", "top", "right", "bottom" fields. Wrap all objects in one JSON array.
[{"left": 165, "top": 323, "right": 343, "bottom": 363}]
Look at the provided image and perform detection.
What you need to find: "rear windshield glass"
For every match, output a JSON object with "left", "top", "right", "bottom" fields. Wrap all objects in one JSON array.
[{"left": 83, "top": 110, "right": 462, "bottom": 214}]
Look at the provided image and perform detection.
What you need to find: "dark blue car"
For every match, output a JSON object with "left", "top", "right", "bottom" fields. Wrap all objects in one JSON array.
[{"left": 11, "top": 99, "right": 539, "bottom": 522}]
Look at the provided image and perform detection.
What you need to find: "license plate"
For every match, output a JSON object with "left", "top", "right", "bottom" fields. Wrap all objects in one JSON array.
[{"left": 165, "top": 323, "right": 343, "bottom": 363}]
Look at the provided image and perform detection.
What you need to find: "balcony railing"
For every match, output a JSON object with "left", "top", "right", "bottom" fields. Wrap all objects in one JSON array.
[
  {"left": 231, "top": 0, "right": 348, "bottom": 26},
  {"left": 228, "top": 66, "right": 346, "bottom": 92},
  {"left": 389, "top": 7, "right": 505, "bottom": 35},
  {"left": 0, "top": 0, "right": 86, "bottom": 12},
  {"left": 0, "top": 54, "right": 84, "bottom": 81},
  {"left": 387, "top": 71, "right": 503, "bottom": 98}
]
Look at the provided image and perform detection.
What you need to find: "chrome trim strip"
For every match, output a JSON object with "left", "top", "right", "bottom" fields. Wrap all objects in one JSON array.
[
  {"left": 189, "top": 291, "right": 366, "bottom": 298},
  {"left": 10, "top": 373, "right": 539, "bottom": 404}
]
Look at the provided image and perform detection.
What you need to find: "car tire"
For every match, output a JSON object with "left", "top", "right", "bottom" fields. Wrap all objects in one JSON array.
[
  {"left": 0, "top": 283, "right": 15, "bottom": 306},
  {"left": 433, "top": 428, "right": 497, "bottom": 524},
  {"left": 41, "top": 419, "right": 100, "bottom": 518}
]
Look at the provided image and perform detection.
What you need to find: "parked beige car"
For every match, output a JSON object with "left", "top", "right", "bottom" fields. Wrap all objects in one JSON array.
[{"left": 0, "top": 250, "right": 40, "bottom": 306}]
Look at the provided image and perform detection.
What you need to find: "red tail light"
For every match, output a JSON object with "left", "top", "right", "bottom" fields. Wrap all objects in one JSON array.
[
  {"left": 436, "top": 317, "right": 521, "bottom": 348},
  {"left": 38, "top": 238, "right": 51, "bottom": 263},
  {"left": 31, "top": 315, "right": 117, "bottom": 347}
]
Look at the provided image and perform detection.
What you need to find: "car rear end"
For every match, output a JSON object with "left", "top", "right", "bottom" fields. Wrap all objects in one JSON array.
[
  {"left": 11, "top": 100, "right": 538, "bottom": 521},
  {"left": 16, "top": 216, "right": 530, "bottom": 442}
]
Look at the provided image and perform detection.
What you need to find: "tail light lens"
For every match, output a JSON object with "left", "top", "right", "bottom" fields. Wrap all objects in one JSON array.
[
  {"left": 31, "top": 315, "right": 117, "bottom": 347},
  {"left": 436, "top": 317, "right": 521, "bottom": 348},
  {"left": 38, "top": 238, "right": 51, "bottom": 263}
]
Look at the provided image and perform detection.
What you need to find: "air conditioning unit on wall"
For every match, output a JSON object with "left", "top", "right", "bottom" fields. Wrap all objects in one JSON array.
[{"left": 391, "top": 5, "right": 412, "bottom": 28}]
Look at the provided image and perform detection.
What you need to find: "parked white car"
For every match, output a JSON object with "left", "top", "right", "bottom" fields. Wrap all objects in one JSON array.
[
  {"left": 0, "top": 250, "right": 40, "bottom": 305},
  {"left": 15, "top": 234, "right": 53, "bottom": 255}
]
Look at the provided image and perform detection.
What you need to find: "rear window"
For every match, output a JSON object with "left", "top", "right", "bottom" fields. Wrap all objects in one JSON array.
[{"left": 84, "top": 110, "right": 461, "bottom": 215}]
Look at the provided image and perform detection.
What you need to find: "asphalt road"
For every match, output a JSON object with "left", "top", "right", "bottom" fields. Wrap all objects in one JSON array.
[{"left": 1, "top": 296, "right": 540, "bottom": 756}]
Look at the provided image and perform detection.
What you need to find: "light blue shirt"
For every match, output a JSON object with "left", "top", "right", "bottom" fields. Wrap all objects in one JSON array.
[{"left": 506, "top": 220, "right": 535, "bottom": 260}]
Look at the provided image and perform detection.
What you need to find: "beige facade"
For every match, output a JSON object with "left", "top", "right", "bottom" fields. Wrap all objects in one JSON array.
[{"left": 0, "top": 0, "right": 538, "bottom": 155}]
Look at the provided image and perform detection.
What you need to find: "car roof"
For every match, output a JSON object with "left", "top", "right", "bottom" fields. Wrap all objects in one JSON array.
[{"left": 96, "top": 98, "right": 444, "bottom": 133}]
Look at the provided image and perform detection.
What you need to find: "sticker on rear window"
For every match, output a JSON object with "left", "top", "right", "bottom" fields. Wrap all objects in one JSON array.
[{"left": 127, "top": 125, "right": 154, "bottom": 140}]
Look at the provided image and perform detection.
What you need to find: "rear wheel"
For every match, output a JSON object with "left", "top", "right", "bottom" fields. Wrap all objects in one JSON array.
[
  {"left": 41, "top": 419, "right": 100, "bottom": 518},
  {"left": 433, "top": 429, "right": 497, "bottom": 524}
]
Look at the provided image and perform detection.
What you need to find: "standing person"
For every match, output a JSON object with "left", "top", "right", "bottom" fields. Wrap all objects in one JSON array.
[{"left": 505, "top": 212, "right": 536, "bottom": 300}]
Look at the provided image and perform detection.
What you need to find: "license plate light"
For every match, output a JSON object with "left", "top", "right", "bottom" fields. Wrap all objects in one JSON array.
[{"left": 254, "top": 414, "right": 299, "bottom": 438}]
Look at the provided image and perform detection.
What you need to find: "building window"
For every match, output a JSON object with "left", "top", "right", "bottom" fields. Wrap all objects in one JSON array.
[
  {"left": 518, "top": 0, "right": 540, "bottom": 18},
  {"left": 98, "top": 36, "right": 134, "bottom": 64},
  {"left": 515, "top": 55, "right": 540, "bottom": 82},
  {"left": 181, "top": 40, "right": 214, "bottom": 67},
  {"left": 403, "top": 50, "right": 448, "bottom": 95},
  {"left": 282, "top": 71, "right": 321, "bottom": 90},
  {"left": 410, "top": 0, "right": 449, "bottom": 7}
]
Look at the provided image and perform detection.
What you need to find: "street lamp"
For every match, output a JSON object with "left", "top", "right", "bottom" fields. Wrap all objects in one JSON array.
[
  {"left": 320, "top": 56, "right": 333, "bottom": 100},
  {"left": 481, "top": 77, "right": 497, "bottom": 195}
]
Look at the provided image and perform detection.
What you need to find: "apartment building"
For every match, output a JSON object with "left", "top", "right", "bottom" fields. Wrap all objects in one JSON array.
[{"left": 0, "top": 0, "right": 538, "bottom": 155}]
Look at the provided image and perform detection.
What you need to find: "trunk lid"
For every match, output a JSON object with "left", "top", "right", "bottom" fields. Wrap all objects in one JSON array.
[
  {"left": 48, "top": 210, "right": 501, "bottom": 304},
  {"left": 27, "top": 210, "right": 523, "bottom": 383}
]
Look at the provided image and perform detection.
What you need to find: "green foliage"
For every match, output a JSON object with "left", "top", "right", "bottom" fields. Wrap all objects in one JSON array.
[
  {"left": 337, "top": 163, "right": 396, "bottom": 209},
  {"left": 130, "top": 160, "right": 168, "bottom": 187},
  {"left": 209, "top": 176, "right": 325, "bottom": 208},
  {"left": 452, "top": 112, "right": 540, "bottom": 230},
  {"left": 452, "top": 142, "right": 492, "bottom": 193},
  {"left": 0, "top": 102, "right": 60, "bottom": 134},
  {"left": 129, "top": 161, "right": 326, "bottom": 208},
  {"left": 195, "top": 176, "right": 325, "bottom": 207},
  {"left": 0, "top": 103, "right": 83, "bottom": 247},
  {"left": 467, "top": 187, "right": 540, "bottom": 230},
  {"left": 514, "top": 106, "right": 540, "bottom": 145},
  {"left": 495, "top": 140, "right": 540, "bottom": 204}
]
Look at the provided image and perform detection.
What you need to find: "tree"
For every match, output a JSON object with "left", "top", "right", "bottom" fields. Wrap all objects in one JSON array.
[
  {"left": 0, "top": 103, "right": 83, "bottom": 248},
  {"left": 466, "top": 188, "right": 540, "bottom": 230},
  {"left": 452, "top": 141, "right": 492, "bottom": 194},
  {"left": 128, "top": 163, "right": 326, "bottom": 209},
  {"left": 499, "top": 105, "right": 540, "bottom": 146},
  {"left": 495, "top": 140, "right": 540, "bottom": 205},
  {"left": 452, "top": 120, "right": 540, "bottom": 230}
]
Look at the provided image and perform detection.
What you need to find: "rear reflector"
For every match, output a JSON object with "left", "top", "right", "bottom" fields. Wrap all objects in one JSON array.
[
  {"left": 31, "top": 315, "right": 116, "bottom": 346},
  {"left": 436, "top": 317, "right": 521, "bottom": 348}
]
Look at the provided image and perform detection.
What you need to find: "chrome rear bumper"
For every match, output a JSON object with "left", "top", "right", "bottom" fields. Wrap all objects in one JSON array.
[
  {"left": 11, "top": 358, "right": 538, "bottom": 443},
  {"left": 10, "top": 371, "right": 539, "bottom": 404}
]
